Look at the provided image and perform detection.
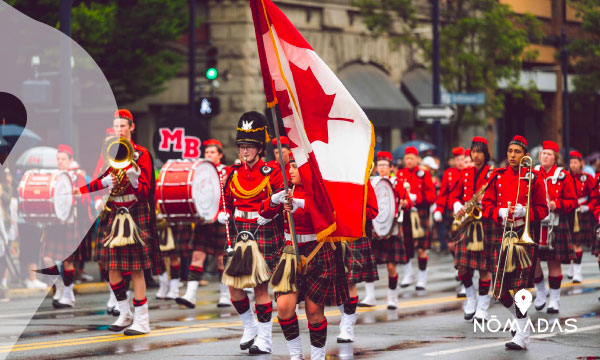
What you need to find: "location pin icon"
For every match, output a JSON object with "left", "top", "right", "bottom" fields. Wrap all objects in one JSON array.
[{"left": 514, "top": 289, "right": 532, "bottom": 315}]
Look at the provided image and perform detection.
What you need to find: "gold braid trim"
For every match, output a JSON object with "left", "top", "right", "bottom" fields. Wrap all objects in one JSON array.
[
  {"left": 237, "top": 126, "right": 267, "bottom": 133},
  {"left": 230, "top": 172, "right": 272, "bottom": 199}
]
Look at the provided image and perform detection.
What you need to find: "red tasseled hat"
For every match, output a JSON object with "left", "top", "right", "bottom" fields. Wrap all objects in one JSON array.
[
  {"left": 509, "top": 135, "right": 528, "bottom": 151},
  {"left": 203, "top": 139, "right": 223, "bottom": 149},
  {"left": 57, "top": 144, "right": 73, "bottom": 157},
  {"left": 570, "top": 150, "right": 583, "bottom": 159},
  {"left": 377, "top": 151, "right": 393, "bottom": 162},
  {"left": 452, "top": 147, "right": 464, "bottom": 156},
  {"left": 272, "top": 136, "right": 290, "bottom": 148},
  {"left": 405, "top": 146, "right": 419, "bottom": 156},
  {"left": 465, "top": 149, "right": 471, "bottom": 157},
  {"left": 542, "top": 140, "right": 559, "bottom": 153},
  {"left": 472, "top": 136, "right": 488, "bottom": 145},
  {"left": 114, "top": 109, "right": 133, "bottom": 122}
]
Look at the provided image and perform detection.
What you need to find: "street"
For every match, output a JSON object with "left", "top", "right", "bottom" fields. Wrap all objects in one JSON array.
[{"left": 1, "top": 252, "right": 599, "bottom": 359}]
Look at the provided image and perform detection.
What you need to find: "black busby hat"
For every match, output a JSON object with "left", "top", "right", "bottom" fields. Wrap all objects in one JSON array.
[{"left": 236, "top": 111, "right": 270, "bottom": 146}]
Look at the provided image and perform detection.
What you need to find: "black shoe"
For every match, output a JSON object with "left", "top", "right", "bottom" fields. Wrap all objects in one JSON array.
[
  {"left": 400, "top": 283, "right": 410, "bottom": 288},
  {"left": 535, "top": 302, "right": 546, "bottom": 311},
  {"left": 511, "top": 330, "right": 516, "bottom": 337},
  {"left": 357, "top": 301, "right": 375, "bottom": 307},
  {"left": 573, "top": 279, "right": 581, "bottom": 284},
  {"left": 464, "top": 311, "right": 475, "bottom": 321},
  {"left": 240, "top": 338, "right": 255, "bottom": 350},
  {"left": 52, "top": 300, "right": 73, "bottom": 309},
  {"left": 124, "top": 328, "right": 147, "bottom": 336},
  {"left": 387, "top": 305, "right": 397, "bottom": 310},
  {"left": 217, "top": 302, "right": 232, "bottom": 308},
  {"left": 248, "top": 345, "right": 270, "bottom": 354},
  {"left": 175, "top": 297, "right": 195, "bottom": 309},
  {"left": 416, "top": 286, "right": 425, "bottom": 291},
  {"left": 107, "top": 307, "right": 114, "bottom": 315},
  {"left": 505, "top": 341, "right": 525, "bottom": 350},
  {"left": 457, "top": 291, "right": 466, "bottom": 298},
  {"left": 547, "top": 307, "right": 559, "bottom": 314},
  {"left": 108, "top": 324, "right": 129, "bottom": 332},
  {"left": 337, "top": 338, "right": 353, "bottom": 343},
  {"left": 112, "top": 308, "right": 120, "bottom": 317}
]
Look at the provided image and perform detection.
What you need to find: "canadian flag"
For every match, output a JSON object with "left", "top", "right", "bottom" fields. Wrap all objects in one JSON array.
[{"left": 250, "top": 0, "right": 375, "bottom": 240}]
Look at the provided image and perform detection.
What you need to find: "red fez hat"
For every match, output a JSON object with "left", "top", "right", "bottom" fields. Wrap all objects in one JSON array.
[
  {"left": 271, "top": 136, "right": 290, "bottom": 147},
  {"left": 377, "top": 151, "right": 393, "bottom": 162},
  {"left": 114, "top": 109, "right": 133, "bottom": 122},
  {"left": 542, "top": 140, "right": 559, "bottom": 153},
  {"left": 405, "top": 146, "right": 419, "bottom": 156},
  {"left": 452, "top": 147, "right": 464, "bottom": 156},
  {"left": 57, "top": 144, "right": 73, "bottom": 157},
  {"left": 509, "top": 135, "right": 528, "bottom": 151},
  {"left": 472, "top": 136, "right": 488, "bottom": 145},
  {"left": 203, "top": 139, "right": 223, "bottom": 149},
  {"left": 105, "top": 128, "right": 115, "bottom": 135},
  {"left": 465, "top": 149, "right": 471, "bottom": 157},
  {"left": 570, "top": 150, "right": 583, "bottom": 159}
]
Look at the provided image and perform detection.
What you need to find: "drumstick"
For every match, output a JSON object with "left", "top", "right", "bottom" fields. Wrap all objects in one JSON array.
[{"left": 220, "top": 171, "right": 233, "bottom": 256}]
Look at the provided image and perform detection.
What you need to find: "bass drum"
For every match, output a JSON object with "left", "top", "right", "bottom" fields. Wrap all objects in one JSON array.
[
  {"left": 18, "top": 170, "right": 74, "bottom": 223},
  {"left": 157, "top": 159, "right": 222, "bottom": 224},
  {"left": 371, "top": 177, "right": 396, "bottom": 238}
]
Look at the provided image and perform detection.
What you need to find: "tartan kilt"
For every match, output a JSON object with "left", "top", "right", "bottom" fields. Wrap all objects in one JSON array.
[
  {"left": 98, "top": 200, "right": 164, "bottom": 274},
  {"left": 347, "top": 237, "right": 379, "bottom": 284},
  {"left": 373, "top": 230, "right": 407, "bottom": 265},
  {"left": 41, "top": 223, "right": 79, "bottom": 262},
  {"left": 72, "top": 225, "right": 93, "bottom": 262},
  {"left": 537, "top": 214, "right": 576, "bottom": 264},
  {"left": 443, "top": 210, "right": 454, "bottom": 242},
  {"left": 189, "top": 223, "right": 227, "bottom": 256},
  {"left": 173, "top": 223, "right": 193, "bottom": 252},
  {"left": 454, "top": 219, "right": 495, "bottom": 271},
  {"left": 490, "top": 225, "right": 537, "bottom": 294},
  {"left": 232, "top": 219, "right": 285, "bottom": 272},
  {"left": 294, "top": 241, "right": 349, "bottom": 306},
  {"left": 415, "top": 207, "right": 431, "bottom": 250},
  {"left": 572, "top": 211, "right": 594, "bottom": 248}
]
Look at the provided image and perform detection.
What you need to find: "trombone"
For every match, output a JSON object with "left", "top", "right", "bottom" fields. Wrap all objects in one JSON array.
[{"left": 492, "top": 155, "right": 536, "bottom": 298}]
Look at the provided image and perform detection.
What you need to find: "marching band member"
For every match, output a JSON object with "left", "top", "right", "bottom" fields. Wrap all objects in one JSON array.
[
  {"left": 448, "top": 137, "right": 494, "bottom": 321},
  {"left": 177, "top": 139, "right": 232, "bottom": 308},
  {"left": 78, "top": 109, "right": 163, "bottom": 335},
  {"left": 268, "top": 136, "right": 291, "bottom": 171},
  {"left": 532, "top": 141, "right": 577, "bottom": 314},
  {"left": 567, "top": 150, "right": 594, "bottom": 283},
  {"left": 482, "top": 135, "right": 548, "bottom": 350},
  {"left": 396, "top": 146, "right": 436, "bottom": 290},
  {"left": 270, "top": 153, "right": 348, "bottom": 360},
  {"left": 218, "top": 111, "right": 284, "bottom": 354}
]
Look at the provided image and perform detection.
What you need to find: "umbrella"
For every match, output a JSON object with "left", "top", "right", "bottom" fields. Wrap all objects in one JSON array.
[
  {"left": 392, "top": 140, "right": 436, "bottom": 161},
  {"left": 15, "top": 146, "right": 58, "bottom": 170},
  {"left": 0, "top": 124, "right": 42, "bottom": 149},
  {"left": 585, "top": 152, "right": 600, "bottom": 165}
]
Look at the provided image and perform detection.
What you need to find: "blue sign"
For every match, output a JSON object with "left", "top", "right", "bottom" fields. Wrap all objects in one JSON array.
[{"left": 441, "top": 92, "right": 485, "bottom": 105}]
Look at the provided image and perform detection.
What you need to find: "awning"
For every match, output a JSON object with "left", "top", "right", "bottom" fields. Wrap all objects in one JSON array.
[
  {"left": 339, "top": 64, "right": 413, "bottom": 128},
  {"left": 401, "top": 67, "right": 433, "bottom": 106}
]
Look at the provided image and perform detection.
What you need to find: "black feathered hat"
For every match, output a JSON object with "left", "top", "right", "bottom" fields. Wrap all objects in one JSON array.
[{"left": 236, "top": 111, "right": 270, "bottom": 146}]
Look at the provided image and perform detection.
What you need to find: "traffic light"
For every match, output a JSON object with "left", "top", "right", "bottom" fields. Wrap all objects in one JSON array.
[{"left": 205, "top": 46, "right": 218, "bottom": 80}]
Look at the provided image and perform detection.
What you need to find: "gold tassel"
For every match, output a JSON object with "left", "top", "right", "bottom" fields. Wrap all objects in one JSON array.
[
  {"left": 514, "top": 245, "right": 531, "bottom": 269},
  {"left": 466, "top": 221, "right": 484, "bottom": 252},
  {"left": 222, "top": 236, "right": 270, "bottom": 289},
  {"left": 270, "top": 245, "right": 297, "bottom": 293},
  {"left": 103, "top": 209, "right": 145, "bottom": 248},
  {"left": 410, "top": 210, "right": 425, "bottom": 239}
]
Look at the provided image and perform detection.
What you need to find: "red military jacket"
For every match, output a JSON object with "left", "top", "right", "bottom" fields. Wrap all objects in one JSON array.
[
  {"left": 395, "top": 167, "right": 436, "bottom": 208},
  {"left": 482, "top": 166, "right": 548, "bottom": 224},
  {"left": 223, "top": 159, "right": 283, "bottom": 223},
  {"left": 435, "top": 167, "right": 460, "bottom": 213},
  {"left": 570, "top": 170, "right": 594, "bottom": 207},
  {"left": 537, "top": 165, "right": 577, "bottom": 215},
  {"left": 449, "top": 164, "right": 492, "bottom": 209}
]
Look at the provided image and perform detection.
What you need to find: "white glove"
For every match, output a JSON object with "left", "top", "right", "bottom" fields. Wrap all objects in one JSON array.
[
  {"left": 217, "top": 212, "right": 230, "bottom": 224},
  {"left": 126, "top": 167, "right": 141, "bottom": 189},
  {"left": 290, "top": 198, "right": 305, "bottom": 213},
  {"left": 429, "top": 203, "right": 437, "bottom": 213},
  {"left": 270, "top": 190, "right": 287, "bottom": 205},
  {"left": 453, "top": 201, "right": 464, "bottom": 215},
  {"left": 94, "top": 198, "right": 104, "bottom": 212},
  {"left": 408, "top": 193, "right": 417, "bottom": 202},
  {"left": 580, "top": 205, "right": 589, "bottom": 213},
  {"left": 101, "top": 174, "right": 114, "bottom": 189},
  {"left": 256, "top": 216, "right": 272, "bottom": 226},
  {"left": 498, "top": 208, "right": 509, "bottom": 220},
  {"left": 513, "top": 203, "right": 526, "bottom": 218},
  {"left": 433, "top": 211, "right": 443, "bottom": 222}
]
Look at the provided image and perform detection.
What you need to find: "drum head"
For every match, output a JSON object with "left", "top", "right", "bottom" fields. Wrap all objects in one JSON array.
[
  {"left": 191, "top": 161, "right": 221, "bottom": 222},
  {"left": 53, "top": 172, "right": 73, "bottom": 222},
  {"left": 372, "top": 177, "right": 396, "bottom": 237}
]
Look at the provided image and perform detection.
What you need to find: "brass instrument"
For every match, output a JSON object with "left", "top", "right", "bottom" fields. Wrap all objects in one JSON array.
[
  {"left": 451, "top": 182, "right": 489, "bottom": 233},
  {"left": 492, "top": 156, "right": 536, "bottom": 298},
  {"left": 102, "top": 136, "right": 138, "bottom": 197}
]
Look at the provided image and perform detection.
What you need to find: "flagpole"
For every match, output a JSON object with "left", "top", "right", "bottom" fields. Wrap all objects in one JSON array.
[{"left": 270, "top": 106, "right": 301, "bottom": 265}]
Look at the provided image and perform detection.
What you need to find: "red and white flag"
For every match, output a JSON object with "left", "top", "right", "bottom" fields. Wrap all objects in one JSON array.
[{"left": 250, "top": 0, "right": 375, "bottom": 241}]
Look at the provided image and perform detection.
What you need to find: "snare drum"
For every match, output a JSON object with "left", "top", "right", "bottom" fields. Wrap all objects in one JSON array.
[
  {"left": 18, "top": 170, "right": 74, "bottom": 223},
  {"left": 371, "top": 177, "right": 397, "bottom": 238},
  {"left": 157, "top": 159, "right": 222, "bottom": 224}
]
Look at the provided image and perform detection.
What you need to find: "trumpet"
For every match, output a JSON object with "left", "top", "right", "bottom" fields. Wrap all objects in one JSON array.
[
  {"left": 102, "top": 136, "right": 138, "bottom": 197},
  {"left": 492, "top": 155, "right": 536, "bottom": 298}
]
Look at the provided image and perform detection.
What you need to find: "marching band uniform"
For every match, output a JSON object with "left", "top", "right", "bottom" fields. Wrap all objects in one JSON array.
[
  {"left": 482, "top": 135, "right": 548, "bottom": 350},
  {"left": 568, "top": 150, "right": 594, "bottom": 283},
  {"left": 433, "top": 147, "right": 464, "bottom": 244},
  {"left": 218, "top": 111, "right": 284, "bottom": 354},
  {"left": 533, "top": 141, "right": 577, "bottom": 314},
  {"left": 396, "top": 146, "right": 436, "bottom": 290},
  {"left": 448, "top": 137, "right": 494, "bottom": 321}
]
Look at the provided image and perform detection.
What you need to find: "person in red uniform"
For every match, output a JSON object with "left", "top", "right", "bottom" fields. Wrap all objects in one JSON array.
[
  {"left": 482, "top": 135, "right": 548, "bottom": 350},
  {"left": 589, "top": 173, "right": 600, "bottom": 300},
  {"left": 267, "top": 153, "right": 348, "bottom": 360},
  {"left": 268, "top": 136, "right": 291, "bottom": 170},
  {"left": 217, "top": 111, "right": 284, "bottom": 354},
  {"left": 448, "top": 137, "right": 494, "bottom": 322},
  {"left": 396, "top": 146, "right": 436, "bottom": 290},
  {"left": 532, "top": 141, "right": 577, "bottom": 314},
  {"left": 78, "top": 109, "right": 163, "bottom": 336},
  {"left": 567, "top": 150, "right": 594, "bottom": 283},
  {"left": 176, "top": 139, "right": 232, "bottom": 308}
]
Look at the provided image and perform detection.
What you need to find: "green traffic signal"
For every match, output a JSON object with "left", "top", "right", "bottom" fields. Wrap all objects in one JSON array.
[{"left": 206, "top": 67, "right": 218, "bottom": 80}]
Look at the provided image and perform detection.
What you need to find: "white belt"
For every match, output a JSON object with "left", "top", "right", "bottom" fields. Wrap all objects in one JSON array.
[
  {"left": 234, "top": 209, "right": 259, "bottom": 220},
  {"left": 285, "top": 232, "right": 317, "bottom": 243},
  {"left": 112, "top": 194, "right": 137, "bottom": 203},
  {"left": 578, "top": 197, "right": 588, "bottom": 205}
]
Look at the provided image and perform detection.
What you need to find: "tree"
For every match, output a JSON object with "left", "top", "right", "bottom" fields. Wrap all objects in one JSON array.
[
  {"left": 352, "top": 0, "right": 543, "bottom": 143},
  {"left": 567, "top": 0, "right": 600, "bottom": 100},
  {"left": 7, "top": 0, "right": 189, "bottom": 104}
]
